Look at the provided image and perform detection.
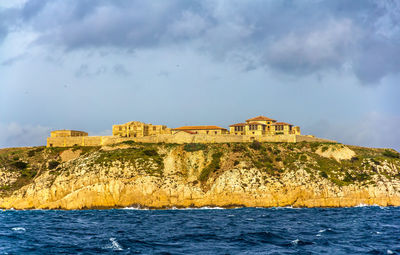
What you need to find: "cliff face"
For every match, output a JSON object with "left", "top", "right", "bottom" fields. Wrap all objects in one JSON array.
[{"left": 0, "top": 142, "right": 399, "bottom": 209}]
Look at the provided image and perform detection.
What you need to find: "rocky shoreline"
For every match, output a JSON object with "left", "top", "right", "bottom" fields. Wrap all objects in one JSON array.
[{"left": 0, "top": 142, "right": 399, "bottom": 209}]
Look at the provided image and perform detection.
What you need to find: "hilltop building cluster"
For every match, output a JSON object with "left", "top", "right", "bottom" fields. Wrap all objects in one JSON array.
[
  {"left": 110, "top": 116, "right": 300, "bottom": 138},
  {"left": 47, "top": 115, "right": 333, "bottom": 147}
]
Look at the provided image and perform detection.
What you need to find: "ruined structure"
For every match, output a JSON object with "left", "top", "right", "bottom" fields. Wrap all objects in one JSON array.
[{"left": 112, "top": 121, "right": 170, "bottom": 137}]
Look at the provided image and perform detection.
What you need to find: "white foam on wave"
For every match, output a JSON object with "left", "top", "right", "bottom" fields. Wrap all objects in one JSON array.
[
  {"left": 105, "top": 238, "right": 123, "bottom": 251},
  {"left": 169, "top": 206, "right": 228, "bottom": 210},
  {"left": 122, "top": 206, "right": 149, "bottom": 210},
  {"left": 355, "top": 204, "right": 381, "bottom": 208},
  {"left": 11, "top": 227, "right": 26, "bottom": 232},
  {"left": 271, "top": 206, "right": 301, "bottom": 210},
  {"left": 291, "top": 239, "right": 300, "bottom": 245},
  {"left": 122, "top": 206, "right": 230, "bottom": 210},
  {"left": 387, "top": 250, "right": 394, "bottom": 254}
]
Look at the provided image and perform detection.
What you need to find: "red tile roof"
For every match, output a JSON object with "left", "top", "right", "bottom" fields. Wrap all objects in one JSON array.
[
  {"left": 173, "top": 125, "right": 227, "bottom": 131},
  {"left": 272, "top": 122, "right": 292, "bottom": 126},
  {"left": 246, "top": 116, "right": 276, "bottom": 122},
  {"left": 247, "top": 122, "right": 267, "bottom": 125},
  {"left": 181, "top": 130, "right": 196, "bottom": 134},
  {"left": 229, "top": 123, "right": 246, "bottom": 127}
]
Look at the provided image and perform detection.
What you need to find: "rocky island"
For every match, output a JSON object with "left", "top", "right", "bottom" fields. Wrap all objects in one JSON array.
[{"left": 0, "top": 141, "right": 399, "bottom": 210}]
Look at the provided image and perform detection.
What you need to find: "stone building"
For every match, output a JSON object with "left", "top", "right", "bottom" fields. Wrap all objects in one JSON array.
[
  {"left": 112, "top": 121, "right": 171, "bottom": 138},
  {"left": 229, "top": 116, "right": 301, "bottom": 136},
  {"left": 46, "top": 115, "right": 308, "bottom": 147},
  {"left": 50, "top": 130, "right": 88, "bottom": 138},
  {"left": 172, "top": 126, "right": 228, "bottom": 135}
]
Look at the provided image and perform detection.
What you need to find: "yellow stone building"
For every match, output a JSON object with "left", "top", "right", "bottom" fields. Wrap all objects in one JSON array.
[
  {"left": 50, "top": 130, "right": 88, "bottom": 138},
  {"left": 112, "top": 121, "right": 171, "bottom": 138},
  {"left": 172, "top": 126, "right": 228, "bottom": 135},
  {"left": 229, "top": 116, "right": 300, "bottom": 136},
  {"left": 46, "top": 115, "right": 306, "bottom": 147}
]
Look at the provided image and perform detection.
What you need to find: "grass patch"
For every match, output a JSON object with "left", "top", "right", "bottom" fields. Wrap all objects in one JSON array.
[
  {"left": 183, "top": 143, "right": 206, "bottom": 152},
  {"left": 321, "top": 146, "right": 329, "bottom": 152},
  {"left": 199, "top": 152, "right": 223, "bottom": 182},
  {"left": 95, "top": 147, "right": 164, "bottom": 176},
  {"left": 121, "top": 140, "right": 136, "bottom": 146},
  {"left": 382, "top": 150, "right": 400, "bottom": 159}
]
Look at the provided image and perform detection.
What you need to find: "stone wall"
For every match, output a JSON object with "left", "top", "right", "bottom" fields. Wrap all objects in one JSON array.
[
  {"left": 47, "top": 133, "right": 336, "bottom": 147},
  {"left": 295, "top": 135, "right": 336, "bottom": 143}
]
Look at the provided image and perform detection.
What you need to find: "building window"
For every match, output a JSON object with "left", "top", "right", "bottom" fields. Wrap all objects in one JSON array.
[{"left": 249, "top": 125, "right": 257, "bottom": 130}]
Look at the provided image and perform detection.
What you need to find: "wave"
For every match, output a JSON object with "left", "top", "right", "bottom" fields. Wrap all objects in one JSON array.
[
  {"left": 355, "top": 204, "right": 380, "bottom": 207},
  {"left": 11, "top": 227, "right": 26, "bottom": 232},
  {"left": 121, "top": 206, "right": 231, "bottom": 210},
  {"left": 104, "top": 238, "right": 123, "bottom": 251}
]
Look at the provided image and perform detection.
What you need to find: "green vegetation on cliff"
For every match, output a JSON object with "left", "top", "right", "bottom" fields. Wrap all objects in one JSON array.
[{"left": 0, "top": 142, "right": 399, "bottom": 198}]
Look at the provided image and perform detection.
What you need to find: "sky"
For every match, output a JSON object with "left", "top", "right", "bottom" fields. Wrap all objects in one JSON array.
[{"left": 0, "top": 0, "right": 399, "bottom": 151}]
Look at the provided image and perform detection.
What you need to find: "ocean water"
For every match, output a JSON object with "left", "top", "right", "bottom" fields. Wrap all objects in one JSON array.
[{"left": 0, "top": 207, "right": 399, "bottom": 254}]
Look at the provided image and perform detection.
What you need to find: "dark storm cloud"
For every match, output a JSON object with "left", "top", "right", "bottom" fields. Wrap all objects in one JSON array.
[{"left": 3, "top": 0, "right": 400, "bottom": 84}]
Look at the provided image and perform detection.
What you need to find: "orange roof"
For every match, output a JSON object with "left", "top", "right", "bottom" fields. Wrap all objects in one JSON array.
[
  {"left": 229, "top": 123, "right": 246, "bottom": 127},
  {"left": 180, "top": 130, "right": 196, "bottom": 134},
  {"left": 246, "top": 116, "right": 276, "bottom": 122},
  {"left": 247, "top": 122, "right": 266, "bottom": 125},
  {"left": 173, "top": 125, "right": 227, "bottom": 131},
  {"left": 272, "top": 122, "right": 292, "bottom": 126}
]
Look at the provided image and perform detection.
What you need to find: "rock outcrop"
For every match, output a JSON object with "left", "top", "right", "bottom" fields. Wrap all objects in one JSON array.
[{"left": 0, "top": 143, "right": 399, "bottom": 209}]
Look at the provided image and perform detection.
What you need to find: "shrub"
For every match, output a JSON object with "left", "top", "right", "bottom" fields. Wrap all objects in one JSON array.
[
  {"left": 199, "top": 152, "right": 223, "bottom": 182},
  {"left": 234, "top": 160, "right": 240, "bottom": 166},
  {"left": 48, "top": 160, "right": 60, "bottom": 170},
  {"left": 12, "top": 161, "right": 28, "bottom": 170},
  {"left": 320, "top": 171, "right": 328, "bottom": 178},
  {"left": 275, "top": 157, "right": 282, "bottom": 162},
  {"left": 27, "top": 150, "right": 35, "bottom": 157},
  {"left": 272, "top": 149, "right": 281, "bottom": 155},
  {"left": 350, "top": 157, "right": 359, "bottom": 162},
  {"left": 143, "top": 149, "right": 158, "bottom": 156},
  {"left": 299, "top": 155, "right": 307, "bottom": 161},
  {"left": 183, "top": 143, "right": 206, "bottom": 152},
  {"left": 232, "top": 144, "right": 246, "bottom": 152},
  {"left": 249, "top": 140, "right": 262, "bottom": 150},
  {"left": 21, "top": 169, "right": 37, "bottom": 178},
  {"left": 13, "top": 156, "right": 19, "bottom": 161},
  {"left": 382, "top": 150, "right": 400, "bottom": 159},
  {"left": 122, "top": 140, "right": 136, "bottom": 146},
  {"left": 321, "top": 146, "right": 329, "bottom": 152}
]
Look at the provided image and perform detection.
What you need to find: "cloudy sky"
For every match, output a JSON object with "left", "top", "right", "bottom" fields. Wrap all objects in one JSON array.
[{"left": 0, "top": 0, "right": 399, "bottom": 151}]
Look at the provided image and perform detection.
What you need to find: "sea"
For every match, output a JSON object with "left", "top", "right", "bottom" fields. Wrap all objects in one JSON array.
[{"left": 0, "top": 206, "right": 399, "bottom": 254}]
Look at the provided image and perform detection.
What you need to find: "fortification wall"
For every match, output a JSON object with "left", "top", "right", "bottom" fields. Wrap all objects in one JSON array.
[
  {"left": 47, "top": 133, "right": 336, "bottom": 147},
  {"left": 295, "top": 135, "right": 336, "bottom": 143}
]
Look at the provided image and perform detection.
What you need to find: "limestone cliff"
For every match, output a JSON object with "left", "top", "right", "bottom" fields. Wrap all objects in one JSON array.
[{"left": 0, "top": 142, "right": 400, "bottom": 209}]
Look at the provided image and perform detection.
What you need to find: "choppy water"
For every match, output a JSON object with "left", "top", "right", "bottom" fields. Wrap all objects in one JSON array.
[{"left": 0, "top": 206, "right": 399, "bottom": 254}]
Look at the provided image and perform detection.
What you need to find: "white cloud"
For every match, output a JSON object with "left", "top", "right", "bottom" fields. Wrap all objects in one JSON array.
[
  {"left": 266, "top": 19, "right": 357, "bottom": 73},
  {"left": 0, "top": 122, "right": 51, "bottom": 148},
  {"left": 307, "top": 112, "right": 400, "bottom": 151}
]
